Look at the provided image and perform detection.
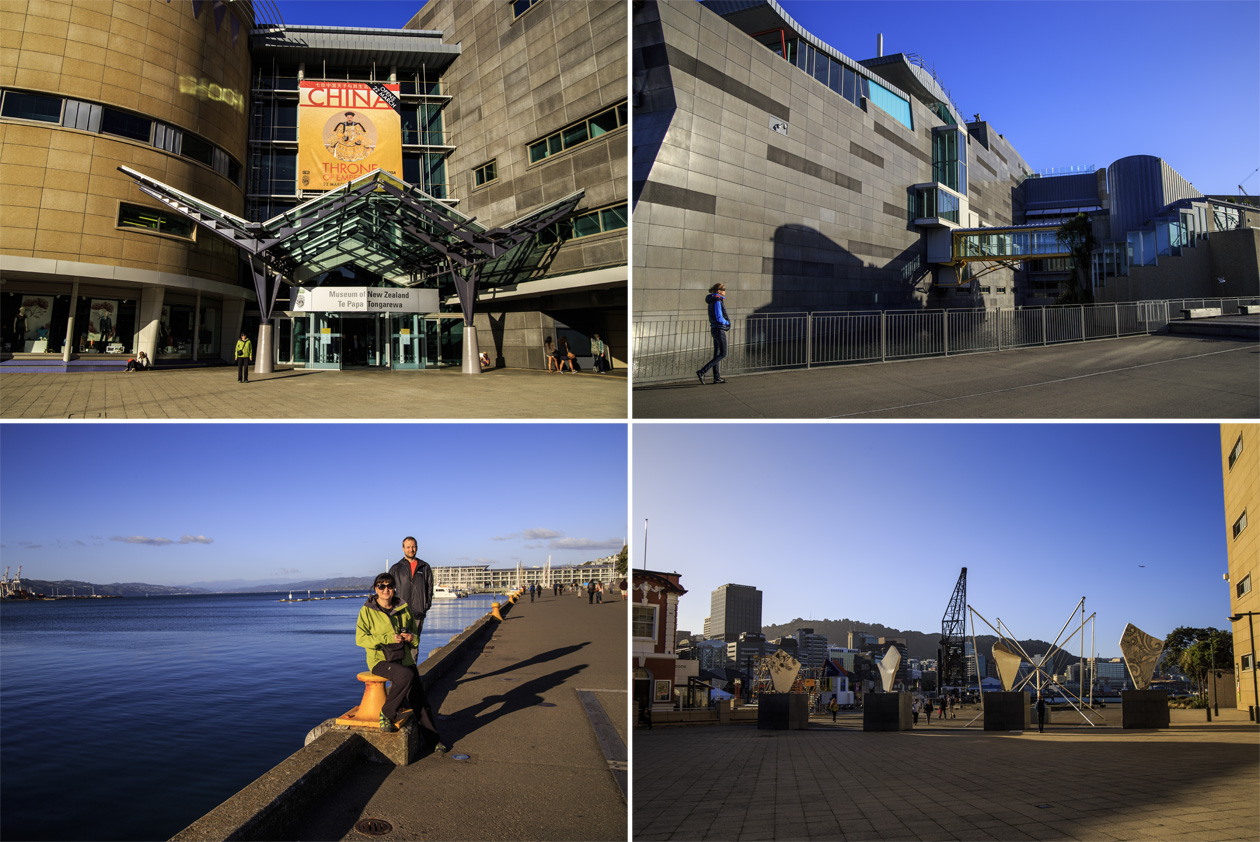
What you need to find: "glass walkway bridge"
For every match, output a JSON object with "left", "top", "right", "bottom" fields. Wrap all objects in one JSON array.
[{"left": 952, "top": 224, "right": 1074, "bottom": 262}]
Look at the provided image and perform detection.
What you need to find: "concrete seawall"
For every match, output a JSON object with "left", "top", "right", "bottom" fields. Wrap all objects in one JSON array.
[{"left": 171, "top": 600, "right": 515, "bottom": 842}]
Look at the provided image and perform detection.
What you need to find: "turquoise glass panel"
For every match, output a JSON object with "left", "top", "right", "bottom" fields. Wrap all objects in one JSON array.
[{"left": 868, "top": 80, "right": 912, "bottom": 130}]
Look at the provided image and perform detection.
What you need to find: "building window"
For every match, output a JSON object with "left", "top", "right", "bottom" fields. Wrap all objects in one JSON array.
[
  {"left": 117, "top": 203, "right": 195, "bottom": 240},
  {"left": 100, "top": 107, "right": 153, "bottom": 143},
  {"left": 181, "top": 133, "right": 215, "bottom": 167},
  {"left": 632, "top": 605, "right": 657, "bottom": 639},
  {"left": 1234, "top": 510, "right": 1248, "bottom": 540},
  {"left": 527, "top": 101, "right": 627, "bottom": 164},
  {"left": 541, "top": 203, "right": 628, "bottom": 244},
  {"left": 512, "top": 0, "right": 543, "bottom": 19},
  {"left": 1238, "top": 574, "right": 1253, "bottom": 599},
  {"left": 1243, "top": 654, "right": 1254, "bottom": 672},
  {"left": 474, "top": 160, "right": 497, "bottom": 187},
  {"left": 1229, "top": 433, "right": 1243, "bottom": 471},
  {"left": 1, "top": 90, "right": 62, "bottom": 122}
]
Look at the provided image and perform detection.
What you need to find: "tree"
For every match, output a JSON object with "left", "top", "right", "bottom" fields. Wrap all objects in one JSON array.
[
  {"left": 615, "top": 543, "right": 628, "bottom": 576},
  {"left": 1055, "top": 212, "right": 1098, "bottom": 304},
  {"left": 1163, "top": 627, "right": 1233, "bottom": 697}
]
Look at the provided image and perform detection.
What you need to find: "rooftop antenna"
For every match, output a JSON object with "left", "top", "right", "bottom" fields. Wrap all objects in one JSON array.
[{"left": 877, "top": 33, "right": 883, "bottom": 57}]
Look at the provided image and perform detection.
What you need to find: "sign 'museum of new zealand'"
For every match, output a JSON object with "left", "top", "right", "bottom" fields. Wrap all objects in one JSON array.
[{"left": 298, "top": 81, "right": 402, "bottom": 190}]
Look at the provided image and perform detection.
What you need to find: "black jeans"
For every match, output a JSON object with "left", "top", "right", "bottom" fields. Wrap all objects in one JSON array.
[
  {"left": 372, "top": 661, "right": 430, "bottom": 721},
  {"left": 699, "top": 327, "right": 727, "bottom": 378},
  {"left": 236, "top": 357, "right": 250, "bottom": 381}
]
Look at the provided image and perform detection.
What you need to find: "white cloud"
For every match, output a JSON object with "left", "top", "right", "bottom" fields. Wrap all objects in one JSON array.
[{"left": 110, "top": 534, "right": 214, "bottom": 546}]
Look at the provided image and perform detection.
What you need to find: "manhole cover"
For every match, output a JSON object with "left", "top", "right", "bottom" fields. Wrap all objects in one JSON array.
[
  {"left": 499, "top": 677, "right": 516, "bottom": 681},
  {"left": 1036, "top": 804, "right": 1053, "bottom": 809},
  {"left": 354, "top": 818, "right": 393, "bottom": 836},
  {"left": 451, "top": 753, "right": 471, "bottom": 760},
  {"left": 537, "top": 702, "right": 556, "bottom": 707}
]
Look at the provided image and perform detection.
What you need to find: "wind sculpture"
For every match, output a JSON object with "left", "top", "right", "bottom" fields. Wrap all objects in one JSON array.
[
  {"left": 765, "top": 649, "right": 802, "bottom": 694},
  {"left": 969, "top": 596, "right": 1103, "bottom": 726},
  {"left": 878, "top": 645, "right": 901, "bottom": 692},
  {"left": 1118, "top": 623, "right": 1164, "bottom": 690}
]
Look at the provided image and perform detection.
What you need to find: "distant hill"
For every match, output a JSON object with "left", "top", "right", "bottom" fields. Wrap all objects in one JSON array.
[
  {"left": 224, "top": 577, "right": 375, "bottom": 593},
  {"left": 763, "top": 616, "right": 1080, "bottom": 672},
  {"left": 19, "top": 579, "right": 210, "bottom": 598}
]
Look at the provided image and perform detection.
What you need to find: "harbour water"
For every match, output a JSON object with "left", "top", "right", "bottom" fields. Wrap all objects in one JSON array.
[{"left": 0, "top": 591, "right": 501, "bottom": 841}]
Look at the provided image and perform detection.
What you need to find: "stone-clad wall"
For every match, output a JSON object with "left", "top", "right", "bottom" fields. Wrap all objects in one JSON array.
[
  {"left": 633, "top": 0, "right": 1035, "bottom": 318},
  {"left": 0, "top": 0, "right": 248, "bottom": 286}
]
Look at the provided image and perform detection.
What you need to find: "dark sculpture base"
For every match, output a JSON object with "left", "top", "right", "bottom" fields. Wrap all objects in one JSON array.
[
  {"left": 863, "top": 693, "right": 912, "bottom": 731},
  {"left": 1122, "top": 689, "right": 1170, "bottom": 729},
  {"left": 757, "top": 693, "right": 809, "bottom": 730},
  {"left": 983, "top": 691, "right": 1032, "bottom": 731}
]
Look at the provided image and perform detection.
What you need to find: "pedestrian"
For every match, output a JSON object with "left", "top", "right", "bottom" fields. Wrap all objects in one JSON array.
[
  {"left": 912, "top": 698, "right": 920, "bottom": 724},
  {"left": 544, "top": 336, "right": 559, "bottom": 372},
  {"left": 695, "top": 282, "right": 730, "bottom": 384},
  {"left": 355, "top": 572, "right": 447, "bottom": 753},
  {"left": 557, "top": 336, "right": 576, "bottom": 372},
  {"left": 949, "top": 696, "right": 955, "bottom": 719},
  {"left": 940, "top": 697, "right": 947, "bottom": 720},
  {"left": 592, "top": 333, "right": 611, "bottom": 373},
  {"left": 386, "top": 536, "right": 434, "bottom": 637},
  {"left": 235, "top": 331, "right": 253, "bottom": 382},
  {"left": 1036, "top": 696, "right": 1046, "bottom": 733},
  {"left": 829, "top": 698, "right": 839, "bottom": 723},
  {"left": 587, "top": 579, "right": 595, "bottom": 604},
  {"left": 595, "top": 582, "right": 603, "bottom": 604},
  {"left": 529, "top": 582, "right": 535, "bottom": 602},
  {"left": 924, "top": 700, "right": 932, "bottom": 724}
]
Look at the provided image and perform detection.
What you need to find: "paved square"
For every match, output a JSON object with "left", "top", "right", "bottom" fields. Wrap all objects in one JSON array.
[
  {"left": 633, "top": 708, "right": 1260, "bottom": 841},
  {"left": 0, "top": 367, "right": 627, "bottom": 419}
]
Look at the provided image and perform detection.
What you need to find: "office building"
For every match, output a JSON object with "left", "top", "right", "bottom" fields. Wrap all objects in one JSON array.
[
  {"left": 709, "top": 582, "right": 762, "bottom": 642},
  {"left": 2, "top": 0, "right": 627, "bottom": 372},
  {"left": 1222, "top": 424, "right": 1258, "bottom": 713}
]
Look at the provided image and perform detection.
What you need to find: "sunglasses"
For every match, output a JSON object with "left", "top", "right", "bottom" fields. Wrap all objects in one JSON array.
[{"left": 376, "top": 584, "right": 395, "bottom": 591}]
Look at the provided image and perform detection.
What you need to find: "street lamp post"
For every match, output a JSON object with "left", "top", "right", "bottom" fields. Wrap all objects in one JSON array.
[{"left": 1227, "top": 611, "right": 1259, "bottom": 722}]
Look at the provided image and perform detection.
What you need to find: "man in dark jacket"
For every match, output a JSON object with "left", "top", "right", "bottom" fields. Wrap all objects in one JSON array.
[
  {"left": 696, "top": 282, "right": 730, "bottom": 385},
  {"left": 387, "top": 536, "right": 434, "bottom": 636}
]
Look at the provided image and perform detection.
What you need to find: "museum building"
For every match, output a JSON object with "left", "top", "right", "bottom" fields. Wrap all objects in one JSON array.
[
  {"left": 1, "top": 0, "right": 627, "bottom": 371},
  {"left": 631, "top": 0, "right": 1258, "bottom": 325}
]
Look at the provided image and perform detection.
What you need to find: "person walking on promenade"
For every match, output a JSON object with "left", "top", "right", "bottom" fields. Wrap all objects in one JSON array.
[
  {"left": 530, "top": 582, "right": 536, "bottom": 602},
  {"left": 940, "top": 697, "right": 947, "bottom": 720},
  {"left": 1036, "top": 696, "right": 1047, "bottom": 733},
  {"left": 696, "top": 282, "right": 731, "bottom": 384},
  {"left": 924, "top": 700, "right": 932, "bottom": 724},
  {"left": 356, "top": 572, "right": 447, "bottom": 752},
  {"left": 587, "top": 579, "right": 596, "bottom": 604},
  {"left": 595, "top": 582, "right": 603, "bottom": 604},
  {"left": 912, "top": 698, "right": 920, "bottom": 724},
  {"left": 235, "top": 332, "right": 253, "bottom": 383},
  {"left": 829, "top": 698, "right": 839, "bottom": 723},
  {"left": 387, "top": 536, "right": 434, "bottom": 636},
  {"left": 544, "top": 336, "right": 559, "bottom": 372}
]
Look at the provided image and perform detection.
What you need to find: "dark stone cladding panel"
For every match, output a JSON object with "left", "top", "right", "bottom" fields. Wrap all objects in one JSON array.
[
  {"left": 873, "top": 121, "right": 930, "bottom": 165},
  {"left": 767, "top": 144, "right": 862, "bottom": 194},
  {"left": 850, "top": 141, "right": 884, "bottom": 169},
  {"left": 636, "top": 179, "right": 717, "bottom": 214},
  {"left": 656, "top": 43, "right": 790, "bottom": 122},
  {"left": 848, "top": 240, "right": 900, "bottom": 259},
  {"left": 977, "top": 156, "right": 998, "bottom": 177},
  {"left": 882, "top": 201, "right": 905, "bottom": 218},
  {"left": 970, "top": 184, "right": 982, "bottom": 200},
  {"left": 994, "top": 147, "right": 1008, "bottom": 166}
]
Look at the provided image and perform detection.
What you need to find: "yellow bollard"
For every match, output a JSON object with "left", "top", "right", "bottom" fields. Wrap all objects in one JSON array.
[
  {"left": 491, "top": 601, "right": 503, "bottom": 621},
  {"left": 509, "top": 592, "right": 517, "bottom": 604}
]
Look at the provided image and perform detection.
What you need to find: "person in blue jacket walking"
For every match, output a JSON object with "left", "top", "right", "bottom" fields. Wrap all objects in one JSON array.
[{"left": 696, "top": 282, "right": 730, "bottom": 384}]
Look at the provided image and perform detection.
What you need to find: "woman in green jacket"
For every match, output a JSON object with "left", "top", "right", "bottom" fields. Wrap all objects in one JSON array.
[{"left": 357, "top": 572, "right": 447, "bottom": 750}]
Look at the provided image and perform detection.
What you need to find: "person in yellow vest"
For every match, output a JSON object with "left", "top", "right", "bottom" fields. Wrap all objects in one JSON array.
[{"left": 235, "top": 332, "right": 253, "bottom": 383}]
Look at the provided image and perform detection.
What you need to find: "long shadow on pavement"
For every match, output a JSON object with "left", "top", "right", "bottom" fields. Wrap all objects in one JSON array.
[{"left": 442, "top": 664, "right": 588, "bottom": 748}]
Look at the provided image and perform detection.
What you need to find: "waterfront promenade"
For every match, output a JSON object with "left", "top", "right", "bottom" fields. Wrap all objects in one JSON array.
[
  {"left": 634, "top": 706, "right": 1260, "bottom": 841},
  {"left": 0, "top": 366, "right": 627, "bottom": 419},
  {"left": 633, "top": 333, "right": 1259, "bottom": 418},
  {"left": 290, "top": 587, "right": 627, "bottom": 841}
]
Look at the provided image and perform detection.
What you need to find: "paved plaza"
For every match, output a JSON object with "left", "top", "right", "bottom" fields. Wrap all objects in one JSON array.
[
  {"left": 633, "top": 334, "right": 1260, "bottom": 419},
  {"left": 633, "top": 707, "right": 1260, "bottom": 841},
  {"left": 0, "top": 366, "right": 627, "bottom": 419}
]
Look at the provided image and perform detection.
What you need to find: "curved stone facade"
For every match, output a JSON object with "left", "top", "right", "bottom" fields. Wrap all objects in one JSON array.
[{"left": 1, "top": 0, "right": 254, "bottom": 361}]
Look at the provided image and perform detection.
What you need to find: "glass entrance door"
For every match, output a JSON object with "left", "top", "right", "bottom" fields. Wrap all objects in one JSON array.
[
  {"left": 390, "top": 314, "right": 424, "bottom": 369},
  {"left": 310, "top": 312, "right": 340, "bottom": 369},
  {"left": 342, "top": 316, "right": 384, "bottom": 367}
]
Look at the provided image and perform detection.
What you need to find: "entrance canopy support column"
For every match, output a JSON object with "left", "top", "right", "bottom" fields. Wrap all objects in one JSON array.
[
  {"left": 248, "top": 256, "right": 284, "bottom": 375},
  {"left": 451, "top": 260, "right": 482, "bottom": 375}
]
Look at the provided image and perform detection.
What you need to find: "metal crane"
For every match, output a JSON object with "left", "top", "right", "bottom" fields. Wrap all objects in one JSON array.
[{"left": 939, "top": 567, "right": 968, "bottom": 694}]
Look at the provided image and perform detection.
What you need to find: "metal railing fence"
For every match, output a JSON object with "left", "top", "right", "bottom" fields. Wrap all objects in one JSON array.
[{"left": 633, "top": 297, "right": 1258, "bottom": 383}]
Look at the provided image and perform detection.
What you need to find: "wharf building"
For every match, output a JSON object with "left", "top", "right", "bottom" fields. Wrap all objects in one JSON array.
[
  {"left": 631, "top": 0, "right": 1258, "bottom": 329},
  {"left": 1222, "top": 423, "right": 1258, "bottom": 715},
  {"left": 433, "top": 556, "right": 620, "bottom": 592},
  {"left": 2, "top": 0, "right": 627, "bottom": 372},
  {"left": 632, "top": 568, "right": 688, "bottom": 713}
]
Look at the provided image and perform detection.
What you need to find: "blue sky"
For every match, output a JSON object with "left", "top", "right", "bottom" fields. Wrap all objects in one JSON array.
[
  {"left": 0, "top": 423, "right": 627, "bottom": 586},
  {"left": 773, "top": 0, "right": 1260, "bottom": 196},
  {"left": 633, "top": 423, "right": 1233, "bottom": 657},
  {"left": 272, "top": 0, "right": 1260, "bottom": 196}
]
